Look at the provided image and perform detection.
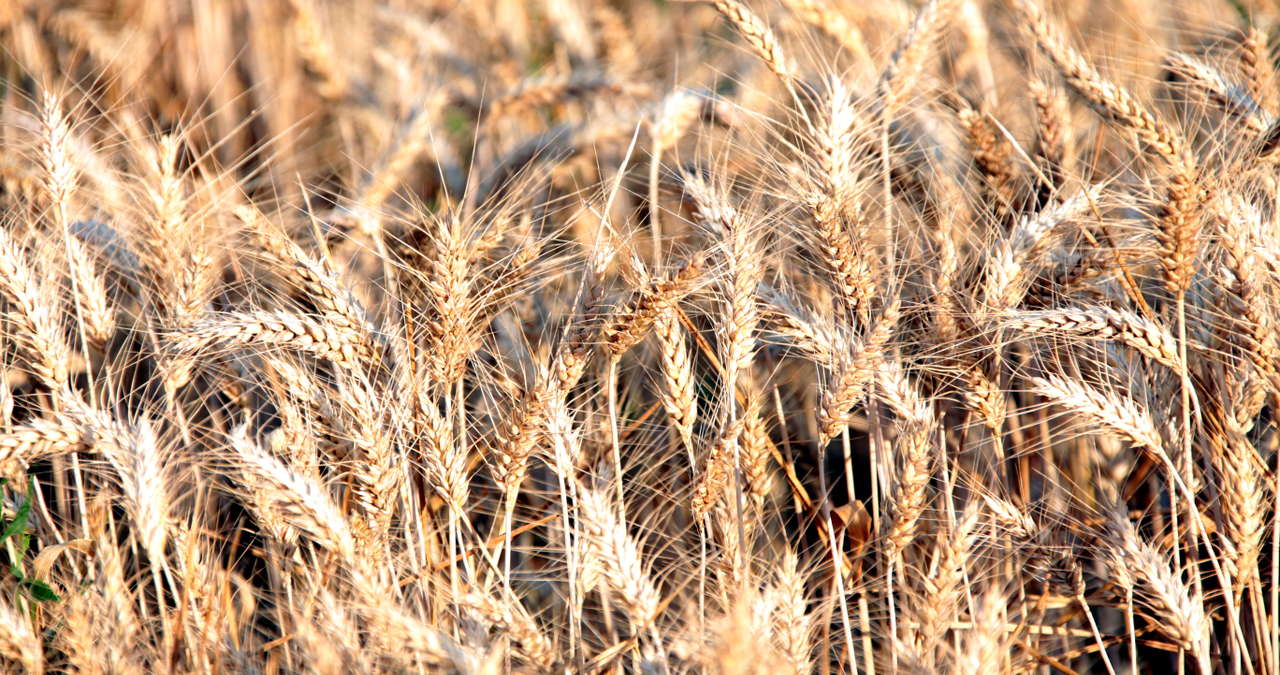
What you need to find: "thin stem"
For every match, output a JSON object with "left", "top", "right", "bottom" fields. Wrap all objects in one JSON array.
[{"left": 649, "top": 138, "right": 662, "bottom": 268}]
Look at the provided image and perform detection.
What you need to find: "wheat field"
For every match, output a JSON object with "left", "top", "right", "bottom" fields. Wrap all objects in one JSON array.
[{"left": 0, "top": 0, "right": 1278, "bottom": 672}]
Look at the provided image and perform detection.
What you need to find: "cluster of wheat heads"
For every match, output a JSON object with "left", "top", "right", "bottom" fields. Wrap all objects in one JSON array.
[{"left": 0, "top": 0, "right": 1279, "bottom": 672}]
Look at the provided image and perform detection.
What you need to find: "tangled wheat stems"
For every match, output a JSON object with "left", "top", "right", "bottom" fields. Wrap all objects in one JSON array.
[{"left": 0, "top": 0, "right": 1277, "bottom": 672}]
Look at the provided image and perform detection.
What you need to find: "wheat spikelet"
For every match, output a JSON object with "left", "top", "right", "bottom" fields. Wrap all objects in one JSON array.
[
  {"left": 407, "top": 214, "right": 480, "bottom": 384},
  {"left": 1031, "top": 375, "right": 1163, "bottom": 452},
  {"left": 740, "top": 390, "right": 773, "bottom": 507},
  {"left": 779, "top": 0, "right": 870, "bottom": 64},
  {"left": 62, "top": 236, "right": 115, "bottom": 348},
  {"left": 602, "top": 253, "right": 705, "bottom": 357},
  {"left": 229, "top": 426, "right": 359, "bottom": 562},
  {"left": 487, "top": 72, "right": 647, "bottom": 120},
  {"left": 461, "top": 591, "right": 558, "bottom": 670},
  {"left": 336, "top": 373, "right": 400, "bottom": 542},
  {"left": 254, "top": 217, "right": 378, "bottom": 341},
  {"left": 492, "top": 293, "right": 601, "bottom": 497},
  {"left": 1214, "top": 196, "right": 1278, "bottom": 376},
  {"left": 915, "top": 504, "right": 982, "bottom": 659},
  {"left": 692, "top": 417, "right": 745, "bottom": 518},
  {"left": 420, "top": 397, "right": 468, "bottom": 512},
  {"left": 0, "top": 227, "right": 73, "bottom": 391},
  {"left": 879, "top": 360, "right": 935, "bottom": 558},
  {"left": 817, "top": 297, "right": 900, "bottom": 446},
  {"left": 358, "top": 601, "right": 478, "bottom": 671},
  {"left": 575, "top": 481, "right": 662, "bottom": 631},
  {"left": 879, "top": 0, "right": 962, "bottom": 108},
  {"left": 36, "top": 93, "right": 77, "bottom": 229},
  {"left": 55, "top": 532, "right": 145, "bottom": 672},
  {"left": 138, "top": 135, "right": 187, "bottom": 270},
  {"left": 0, "top": 417, "right": 89, "bottom": 471},
  {"left": 957, "top": 104, "right": 1017, "bottom": 216},
  {"left": 955, "top": 591, "right": 1012, "bottom": 673},
  {"left": 1001, "top": 306, "right": 1184, "bottom": 371},
  {"left": 36, "top": 93, "right": 117, "bottom": 348},
  {"left": 105, "top": 420, "right": 170, "bottom": 566},
  {"left": 982, "top": 185, "right": 1100, "bottom": 314},
  {"left": 1240, "top": 26, "right": 1277, "bottom": 114},
  {"left": 651, "top": 89, "right": 708, "bottom": 152},
  {"left": 710, "top": 0, "right": 796, "bottom": 84},
  {"left": 1103, "top": 508, "right": 1211, "bottom": 668},
  {"left": 684, "top": 172, "right": 761, "bottom": 382},
  {"left": 1205, "top": 424, "right": 1268, "bottom": 589},
  {"left": 804, "top": 77, "right": 876, "bottom": 316},
  {"left": 491, "top": 391, "right": 547, "bottom": 498},
  {"left": 765, "top": 299, "right": 839, "bottom": 367},
  {"left": 1164, "top": 51, "right": 1267, "bottom": 133},
  {"left": 1028, "top": 78, "right": 1072, "bottom": 190},
  {"left": 173, "top": 311, "right": 374, "bottom": 369},
  {"left": 655, "top": 311, "right": 698, "bottom": 450},
  {"left": 961, "top": 365, "right": 1007, "bottom": 433},
  {"left": 770, "top": 551, "right": 813, "bottom": 674},
  {"left": 1015, "top": 0, "right": 1182, "bottom": 159}
]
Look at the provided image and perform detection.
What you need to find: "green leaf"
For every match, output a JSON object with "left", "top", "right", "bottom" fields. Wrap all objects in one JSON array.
[
  {"left": 23, "top": 580, "right": 58, "bottom": 603},
  {"left": 0, "top": 485, "right": 31, "bottom": 544}
]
